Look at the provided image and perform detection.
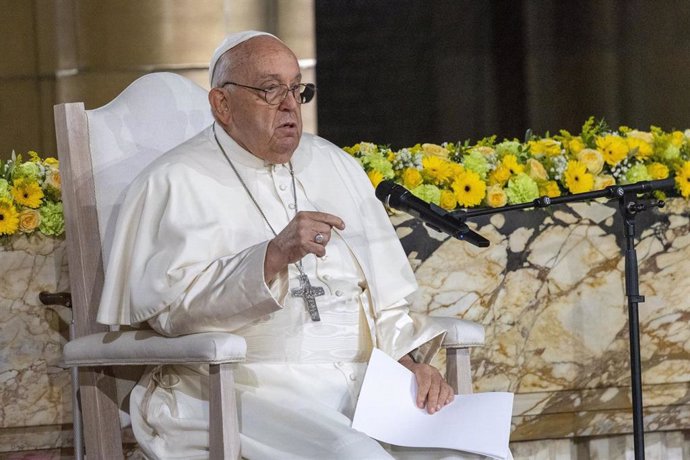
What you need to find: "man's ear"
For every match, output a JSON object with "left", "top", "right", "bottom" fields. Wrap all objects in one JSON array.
[{"left": 208, "top": 87, "right": 232, "bottom": 125}]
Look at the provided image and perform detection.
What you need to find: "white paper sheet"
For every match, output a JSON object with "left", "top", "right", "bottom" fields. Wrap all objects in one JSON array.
[{"left": 352, "top": 349, "right": 513, "bottom": 460}]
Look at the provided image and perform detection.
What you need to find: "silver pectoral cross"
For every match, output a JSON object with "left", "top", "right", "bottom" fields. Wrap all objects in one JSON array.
[{"left": 290, "top": 273, "right": 324, "bottom": 321}]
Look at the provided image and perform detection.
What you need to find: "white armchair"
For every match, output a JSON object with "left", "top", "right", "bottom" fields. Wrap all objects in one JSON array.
[{"left": 50, "top": 72, "right": 484, "bottom": 459}]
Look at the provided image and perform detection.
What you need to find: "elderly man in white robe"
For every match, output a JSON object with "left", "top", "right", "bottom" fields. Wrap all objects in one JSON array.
[{"left": 98, "top": 31, "right": 486, "bottom": 459}]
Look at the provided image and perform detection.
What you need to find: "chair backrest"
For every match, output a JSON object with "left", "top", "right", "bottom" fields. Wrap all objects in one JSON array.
[{"left": 55, "top": 72, "right": 214, "bottom": 337}]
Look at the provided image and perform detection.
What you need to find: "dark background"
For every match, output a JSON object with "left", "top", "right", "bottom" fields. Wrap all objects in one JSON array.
[{"left": 315, "top": 0, "right": 690, "bottom": 148}]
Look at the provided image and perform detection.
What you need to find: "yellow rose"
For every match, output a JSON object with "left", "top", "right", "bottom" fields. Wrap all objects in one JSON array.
[
  {"left": 439, "top": 189, "right": 457, "bottom": 210},
  {"left": 529, "top": 138, "right": 562, "bottom": 157},
  {"left": 526, "top": 158, "right": 548, "bottom": 182},
  {"left": 627, "top": 130, "right": 654, "bottom": 144},
  {"left": 577, "top": 148, "right": 604, "bottom": 175},
  {"left": 626, "top": 136, "right": 653, "bottom": 160},
  {"left": 422, "top": 143, "right": 450, "bottom": 159},
  {"left": 489, "top": 165, "right": 511, "bottom": 186},
  {"left": 647, "top": 162, "right": 669, "bottom": 180},
  {"left": 485, "top": 184, "right": 508, "bottom": 208},
  {"left": 44, "top": 169, "right": 62, "bottom": 192},
  {"left": 402, "top": 168, "right": 423, "bottom": 189},
  {"left": 470, "top": 146, "right": 495, "bottom": 157},
  {"left": 671, "top": 130, "right": 685, "bottom": 147},
  {"left": 18, "top": 208, "right": 41, "bottom": 233},
  {"left": 594, "top": 174, "right": 616, "bottom": 190},
  {"left": 44, "top": 157, "right": 59, "bottom": 167},
  {"left": 567, "top": 137, "right": 585, "bottom": 155},
  {"left": 539, "top": 180, "right": 561, "bottom": 198}
]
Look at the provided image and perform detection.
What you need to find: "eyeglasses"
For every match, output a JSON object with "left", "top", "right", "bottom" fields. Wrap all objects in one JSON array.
[{"left": 221, "top": 81, "right": 316, "bottom": 105}]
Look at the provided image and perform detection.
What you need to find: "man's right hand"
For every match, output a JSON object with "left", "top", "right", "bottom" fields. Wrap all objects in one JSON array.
[{"left": 264, "top": 211, "right": 345, "bottom": 282}]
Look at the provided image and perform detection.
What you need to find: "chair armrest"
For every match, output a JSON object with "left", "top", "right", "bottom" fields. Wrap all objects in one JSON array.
[
  {"left": 62, "top": 330, "right": 246, "bottom": 367},
  {"left": 428, "top": 316, "right": 485, "bottom": 348}
]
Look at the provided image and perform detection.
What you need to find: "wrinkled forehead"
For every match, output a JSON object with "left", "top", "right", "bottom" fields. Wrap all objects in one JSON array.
[{"left": 234, "top": 37, "right": 301, "bottom": 81}]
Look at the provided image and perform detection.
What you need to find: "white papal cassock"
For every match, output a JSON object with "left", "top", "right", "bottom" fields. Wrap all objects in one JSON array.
[{"left": 97, "top": 124, "right": 490, "bottom": 459}]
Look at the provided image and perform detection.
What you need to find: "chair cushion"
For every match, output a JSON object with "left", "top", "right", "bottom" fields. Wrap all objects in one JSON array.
[
  {"left": 428, "top": 317, "right": 485, "bottom": 348},
  {"left": 62, "top": 330, "right": 246, "bottom": 367}
]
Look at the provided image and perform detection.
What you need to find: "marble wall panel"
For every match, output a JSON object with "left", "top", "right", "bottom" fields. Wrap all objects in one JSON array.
[
  {"left": 0, "top": 236, "right": 71, "bottom": 452},
  {"left": 399, "top": 198, "right": 690, "bottom": 440}
]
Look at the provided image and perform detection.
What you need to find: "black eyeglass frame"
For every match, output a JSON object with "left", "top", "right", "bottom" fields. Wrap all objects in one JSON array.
[{"left": 221, "top": 81, "right": 316, "bottom": 105}]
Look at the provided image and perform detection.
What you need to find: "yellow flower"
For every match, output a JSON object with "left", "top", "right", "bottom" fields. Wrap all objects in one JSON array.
[
  {"left": 626, "top": 136, "right": 653, "bottom": 160},
  {"left": 44, "top": 169, "right": 62, "bottom": 192},
  {"left": 564, "top": 160, "right": 594, "bottom": 193},
  {"left": 539, "top": 180, "right": 561, "bottom": 198},
  {"left": 470, "top": 146, "right": 495, "bottom": 157},
  {"left": 44, "top": 157, "right": 59, "bottom": 167},
  {"left": 489, "top": 165, "right": 511, "bottom": 186},
  {"left": 485, "top": 184, "right": 508, "bottom": 208},
  {"left": 529, "top": 138, "right": 562, "bottom": 157},
  {"left": 0, "top": 200, "right": 19, "bottom": 235},
  {"left": 421, "top": 156, "right": 454, "bottom": 185},
  {"left": 566, "top": 137, "right": 585, "bottom": 155},
  {"left": 627, "top": 130, "right": 654, "bottom": 144},
  {"left": 367, "top": 170, "right": 384, "bottom": 189},
  {"left": 18, "top": 208, "right": 41, "bottom": 233},
  {"left": 576, "top": 148, "right": 604, "bottom": 175},
  {"left": 452, "top": 170, "right": 486, "bottom": 207},
  {"left": 594, "top": 174, "right": 616, "bottom": 191},
  {"left": 526, "top": 158, "right": 548, "bottom": 182},
  {"left": 422, "top": 143, "right": 450, "bottom": 159},
  {"left": 448, "top": 162, "right": 465, "bottom": 179},
  {"left": 11, "top": 178, "right": 44, "bottom": 209},
  {"left": 439, "top": 189, "right": 457, "bottom": 210},
  {"left": 595, "top": 135, "right": 629, "bottom": 166},
  {"left": 671, "top": 130, "right": 685, "bottom": 147},
  {"left": 401, "top": 168, "right": 423, "bottom": 189},
  {"left": 676, "top": 161, "right": 690, "bottom": 198},
  {"left": 647, "top": 162, "right": 669, "bottom": 180},
  {"left": 501, "top": 155, "right": 524, "bottom": 176},
  {"left": 343, "top": 144, "right": 359, "bottom": 155}
]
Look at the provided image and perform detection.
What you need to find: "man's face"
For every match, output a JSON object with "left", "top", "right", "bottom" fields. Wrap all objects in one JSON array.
[{"left": 225, "top": 37, "right": 303, "bottom": 164}]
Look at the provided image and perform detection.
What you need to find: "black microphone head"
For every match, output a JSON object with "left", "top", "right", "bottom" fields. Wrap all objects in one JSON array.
[{"left": 375, "top": 180, "right": 398, "bottom": 202}]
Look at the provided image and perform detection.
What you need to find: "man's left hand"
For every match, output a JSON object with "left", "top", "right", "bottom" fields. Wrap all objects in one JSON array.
[{"left": 398, "top": 355, "right": 455, "bottom": 414}]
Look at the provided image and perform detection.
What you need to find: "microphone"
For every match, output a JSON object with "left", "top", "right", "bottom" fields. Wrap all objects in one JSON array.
[{"left": 375, "top": 180, "right": 490, "bottom": 247}]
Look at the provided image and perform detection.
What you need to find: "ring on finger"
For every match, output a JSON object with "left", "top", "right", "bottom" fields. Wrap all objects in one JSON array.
[{"left": 314, "top": 232, "right": 325, "bottom": 244}]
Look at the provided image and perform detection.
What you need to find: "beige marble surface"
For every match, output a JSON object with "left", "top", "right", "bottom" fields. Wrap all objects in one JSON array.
[
  {"left": 398, "top": 197, "right": 690, "bottom": 440},
  {"left": 0, "top": 235, "right": 71, "bottom": 452}
]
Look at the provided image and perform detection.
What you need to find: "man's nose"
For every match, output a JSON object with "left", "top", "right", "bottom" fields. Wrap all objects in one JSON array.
[{"left": 278, "top": 89, "right": 299, "bottom": 109}]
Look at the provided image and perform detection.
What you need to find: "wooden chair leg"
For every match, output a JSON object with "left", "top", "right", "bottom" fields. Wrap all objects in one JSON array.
[
  {"left": 79, "top": 367, "right": 124, "bottom": 459},
  {"left": 209, "top": 363, "right": 241, "bottom": 460},
  {"left": 445, "top": 348, "right": 473, "bottom": 395}
]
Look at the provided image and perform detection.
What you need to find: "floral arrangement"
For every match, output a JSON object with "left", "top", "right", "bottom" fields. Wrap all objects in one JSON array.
[
  {"left": 0, "top": 151, "right": 64, "bottom": 239},
  {"left": 344, "top": 117, "right": 690, "bottom": 210}
]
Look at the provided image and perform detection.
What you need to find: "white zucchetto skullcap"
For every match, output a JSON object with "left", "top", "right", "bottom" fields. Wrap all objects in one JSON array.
[{"left": 209, "top": 30, "right": 281, "bottom": 86}]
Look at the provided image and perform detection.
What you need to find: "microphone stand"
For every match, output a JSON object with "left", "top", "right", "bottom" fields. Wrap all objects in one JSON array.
[{"left": 451, "top": 178, "right": 675, "bottom": 460}]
